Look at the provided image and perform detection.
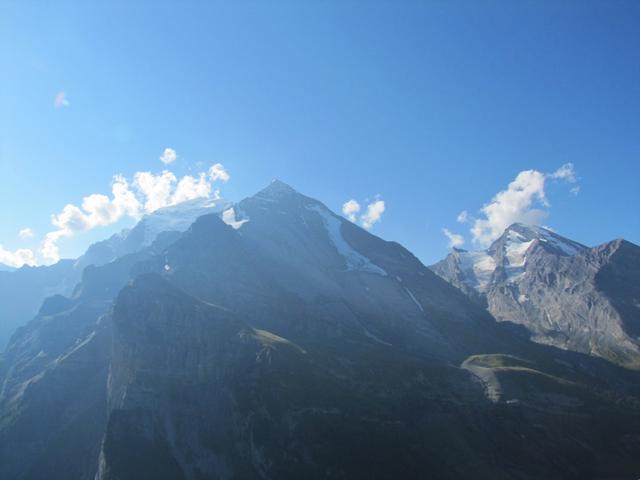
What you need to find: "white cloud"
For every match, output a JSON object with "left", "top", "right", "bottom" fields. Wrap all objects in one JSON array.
[
  {"left": 54, "top": 91, "right": 69, "bottom": 108},
  {"left": 0, "top": 245, "right": 36, "bottom": 268},
  {"left": 133, "top": 168, "right": 226, "bottom": 213},
  {"left": 41, "top": 230, "right": 69, "bottom": 265},
  {"left": 112, "top": 174, "right": 143, "bottom": 218},
  {"left": 342, "top": 199, "right": 361, "bottom": 222},
  {"left": 172, "top": 173, "right": 212, "bottom": 204},
  {"left": 471, "top": 169, "right": 548, "bottom": 247},
  {"left": 159, "top": 148, "right": 177, "bottom": 165},
  {"left": 209, "top": 163, "right": 230, "bottom": 182},
  {"left": 39, "top": 163, "right": 230, "bottom": 264},
  {"left": 456, "top": 210, "right": 469, "bottom": 224},
  {"left": 570, "top": 185, "right": 580, "bottom": 196},
  {"left": 18, "top": 228, "right": 34, "bottom": 239},
  {"left": 41, "top": 175, "right": 143, "bottom": 263},
  {"left": 341, "top": 196, "right": 386, "bottom": 229},
  {"left": 442, "top": 228, "right": 464, "bottom": 248},
  {"left": 550, "top": 163, "right": 577, "bottom": 183},
  {"left": 134, "top": 170, "right": 177, "bottom": 213},
  {"left": 469, "top": 164, "right": 579, "bottom": 247},
  {"left": 361, "top": 200, "right": 385, "bottom": 230}
]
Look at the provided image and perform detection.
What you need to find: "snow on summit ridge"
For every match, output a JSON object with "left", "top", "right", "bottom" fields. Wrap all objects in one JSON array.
[
  {"left": 497, "top": 223, "right": 587, "bottom": 257},
  {"left": 136, "top": 196, "right": 232, "bottom": 247},
  {"left": 434, "top": 223, "right": 587, "bottom": 295}
]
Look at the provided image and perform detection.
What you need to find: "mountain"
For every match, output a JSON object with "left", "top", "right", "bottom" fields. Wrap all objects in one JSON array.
[
  {"left": 74, "top": 196, "right": 232, "bottom": 271},
  {"left": 0, "top": 260, "right": 78, "bottom": 349},
  {"left": 2, "top": 184, "right": 640, "bottom": 479},
  {"left": 0, "top": 263, "right": 16, "bottom": 272},
  {"left": 431, "top": 223, "right": 640, "bottom": 368},
  {"left": 0, "top": 197, "right": 230, "bottom": 352}
]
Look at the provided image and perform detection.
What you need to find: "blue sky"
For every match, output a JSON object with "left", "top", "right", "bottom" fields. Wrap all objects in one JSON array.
[{"left": 1, "top": 1, "right": 639, "bottom": 267}]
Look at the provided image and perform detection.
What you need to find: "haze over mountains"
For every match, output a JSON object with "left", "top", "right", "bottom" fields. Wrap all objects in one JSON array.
[
  {"left": 0, "top": 197, "right": 233, "bottom": 350},
  {"left": 1, "top": 181, "right": 639, "bottom": 479}
]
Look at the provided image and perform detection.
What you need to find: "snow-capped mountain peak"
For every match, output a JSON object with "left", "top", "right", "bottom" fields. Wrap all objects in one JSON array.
[
  {"left": 432, "top": 223, "right": 588, "bottom": 296},
  {"left": 493, "top": 223, "right": 587, "bottom": 257},
  {"left": 73, "top": 197, "right": 233, "bottom": 272},
  {"left": 135, "top": 196, "right": 232, "bottom": 247},
  {"left": 431, "top": 223, "right": 640, "bottom": 369}
]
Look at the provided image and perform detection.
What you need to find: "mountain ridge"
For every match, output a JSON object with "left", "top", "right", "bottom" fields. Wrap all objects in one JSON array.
[{"left": 2, "top": 183, "right": 640, "bottom": 479}]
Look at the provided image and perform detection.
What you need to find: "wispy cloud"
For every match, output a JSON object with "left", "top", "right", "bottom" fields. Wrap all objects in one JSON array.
[
  {"left": 18, "top": 228, "right": 34, "bottom": 239},
  {"left": 442, "top": 228, "right": 464, "bottom": 248},
  {"left": 549, "top": 163, "right": 577, "bottom": 183},
  {"left": 159, "top": 148, "right": 177, "bottom": 165},
  {"left": 456, "top": 210, "right": 469, "bottom": 224},
  {"left": 54, "top": 91, "right": 69, "bottom": 108}
]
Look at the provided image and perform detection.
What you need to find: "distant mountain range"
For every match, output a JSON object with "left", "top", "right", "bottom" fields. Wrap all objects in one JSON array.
[
  {"left": 431, "top": 223, "right": 640, "bottom": 368},
  {"left": 1, "top": 182, "right": 639, "bottom": 479}
]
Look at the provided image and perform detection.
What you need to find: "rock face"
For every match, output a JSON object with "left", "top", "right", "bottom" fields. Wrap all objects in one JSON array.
[
  {"left": 0, "top": 231, "right": 181, "bottom": 480},
  {"left": 2, "top": 184, "right": 640, "bottom": 480},
  {"left": 431, "top": 223, "right": 640, "bottom": 367}
]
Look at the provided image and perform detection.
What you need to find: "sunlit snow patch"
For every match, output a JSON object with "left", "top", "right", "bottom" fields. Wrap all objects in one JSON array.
[
  {"left": 222, "top": 207, "right": 250, "bottom": 230},
  {"left": 503, "top": 230, "right": 534, "bottom": 281},
  {"left": 457, "top": 250, "right": 496, "bottom": 292},
  {"left": 138, "top": 197, "right": 232, "bottom": 246},
  {"left": 524, "top": 225, "right": 583, "bottom": 255},
  {"left": 308, "top": 205, "right": 387, "bottom": 276}
]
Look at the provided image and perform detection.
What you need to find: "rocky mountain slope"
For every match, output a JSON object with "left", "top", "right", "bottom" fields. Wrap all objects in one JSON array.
[
  {"left": 0, "top": 197, "right": 230, "bottom": 351},
  {"left": 2, "top": 183, "right": 640, "bottom": 479},
  {"left": 431, "top": 223, "right": 640, "bottom": 368}
]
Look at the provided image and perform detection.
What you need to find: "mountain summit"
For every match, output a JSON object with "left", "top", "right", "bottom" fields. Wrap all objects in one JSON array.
[{"left": 255, "top": 178, "right": 299, "bottom": 197}]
